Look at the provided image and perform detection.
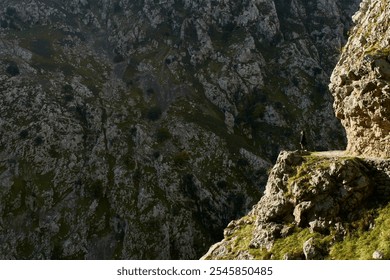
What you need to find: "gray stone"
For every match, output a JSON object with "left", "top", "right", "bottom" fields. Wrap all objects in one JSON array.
[
  {"left": 372, "top": 250, "right": 384, "bottom": 260},
  {"left": 293, "top": 201, "right": 313, "bottom": 226},
  {"left": 303, "top": 238, "right": 323, "bottom": 260}
]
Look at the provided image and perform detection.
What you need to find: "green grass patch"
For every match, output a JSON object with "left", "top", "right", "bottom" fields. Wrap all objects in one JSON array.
[
  {"left": 205, "top": 215, "right": 256, "bottom": 260},
  {"left": 228, "top": 224, "right": 255, "bottom": 256},
  {"left": 265, "top": 227, "right": 332, "bottom": 259},
  {"left": 329, "top": 203, "right": 390, "bottom": 259}
]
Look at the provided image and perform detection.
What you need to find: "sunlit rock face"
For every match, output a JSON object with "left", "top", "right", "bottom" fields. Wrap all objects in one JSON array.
[{"left": 330, "top": 0, "right": 390, "bottom": 158}]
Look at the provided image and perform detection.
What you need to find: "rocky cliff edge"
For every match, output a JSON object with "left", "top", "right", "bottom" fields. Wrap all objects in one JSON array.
[{"left": 202, "top": 150, "right": 390, "bottom": 259}]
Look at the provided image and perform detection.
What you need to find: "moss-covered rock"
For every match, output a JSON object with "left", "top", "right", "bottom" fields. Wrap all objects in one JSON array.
[{"left": 203, "top": 151, "right": 390, "bottom": 260}]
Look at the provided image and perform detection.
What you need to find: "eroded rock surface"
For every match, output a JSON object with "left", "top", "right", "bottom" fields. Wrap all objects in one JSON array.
[
  {"left": 0, "top": 0, "right": 359, "bottom": 259},
  {"left": 202, "top": 151, "right": 390, "bottom": 259},
  {"left": 330, "top": 0, "right": 390, "bottom": 158}
]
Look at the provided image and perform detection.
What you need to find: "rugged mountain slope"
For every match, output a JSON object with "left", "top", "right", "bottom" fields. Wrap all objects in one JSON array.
[
  {"left": 203, "top": 0, "right": 390, "bottom": 260},
  {"left": 0, "top": 0, "right": 359, "bottom": 259}
]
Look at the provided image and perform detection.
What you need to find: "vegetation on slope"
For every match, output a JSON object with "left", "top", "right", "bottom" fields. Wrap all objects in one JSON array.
[{"left": 204, "top": 153, "right": 390, "bottom": 260}]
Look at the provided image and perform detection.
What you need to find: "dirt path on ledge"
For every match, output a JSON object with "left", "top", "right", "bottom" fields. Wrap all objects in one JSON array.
[
  {"left": 312, "top": 150, "right": 349, "bottom": 158},
  {"left": 311, "top": 150, "right": 388, "bottom": 162}
]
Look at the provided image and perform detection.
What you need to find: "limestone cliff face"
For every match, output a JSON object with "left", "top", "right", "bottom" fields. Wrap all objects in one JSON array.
[
  {"left": 330, "top": 0, "right": 390, "bottom": 158},
  {"left": 0, "top": 0, "right": 359, "bottom": 259}
]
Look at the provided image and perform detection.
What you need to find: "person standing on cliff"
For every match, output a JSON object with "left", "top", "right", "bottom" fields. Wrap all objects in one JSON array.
[{"left": 300, "top": 130, "right": 307, "bottom": 151}]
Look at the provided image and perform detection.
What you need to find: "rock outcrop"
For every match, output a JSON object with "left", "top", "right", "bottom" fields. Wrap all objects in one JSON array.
[
  {"left": 202, "top": 150, "right": 390, "bottom": 260},
  {"left": 330, "top": 0, "right": 390, "bottom": 158}
]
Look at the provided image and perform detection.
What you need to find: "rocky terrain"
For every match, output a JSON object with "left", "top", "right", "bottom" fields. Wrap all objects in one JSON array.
[
  {"left": 330, "top": 0, "right": 390, "bottom": 158},
  {"left": 202, "top": 150, "right": 390, "bottom": 259},
  {"left": 203, "top": 0, "right": 390, "bottom": 260},
  {"left": 0, "top": 0, "right": 360, "bottom": 259}
]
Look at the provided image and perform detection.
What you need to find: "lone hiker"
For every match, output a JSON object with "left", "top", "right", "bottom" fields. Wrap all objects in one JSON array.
[{"left": 300, "top": 130, "right": 307, "bottom": 151}]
